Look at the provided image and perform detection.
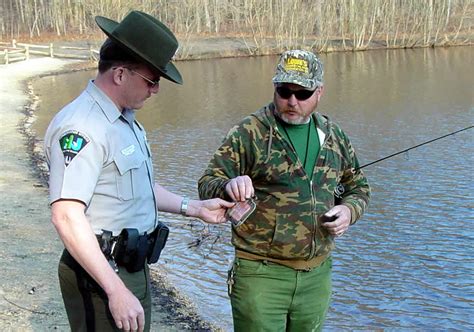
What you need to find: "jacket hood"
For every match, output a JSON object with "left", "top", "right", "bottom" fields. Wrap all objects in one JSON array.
[
  {"left": 251, "top": 102, "right": 332, "bottom": 135},
  {"left": 250, "top": 102, "right": 332, "bottom": 163}
]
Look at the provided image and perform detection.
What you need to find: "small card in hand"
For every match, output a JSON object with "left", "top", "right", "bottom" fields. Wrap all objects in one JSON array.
[{"left": 226, "top": 198, "right": 257, "bottom": 227}]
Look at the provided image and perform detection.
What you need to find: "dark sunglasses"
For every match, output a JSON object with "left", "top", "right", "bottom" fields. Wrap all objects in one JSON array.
[
  {"left": 113, "top": 67, "right": 160, "bottom": 88},
  {"left": 276, "top": 86, "right": 315, "bottom": 101},
  {"left": 126, "top": 68, "right": 160, "bottom": 88}
]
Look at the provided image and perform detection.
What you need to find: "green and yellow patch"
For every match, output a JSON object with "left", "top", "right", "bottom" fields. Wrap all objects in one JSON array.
[{"left": 59, "top": 130, "right": 90, "bottom": 166}]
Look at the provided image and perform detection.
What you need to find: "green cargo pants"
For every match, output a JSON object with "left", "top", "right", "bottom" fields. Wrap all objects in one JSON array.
[
  {"left": 58, "top": 250, "right": 152, "bottom": 331},
  {"left": 229, "top": 257, "right": 332, "bottom": 332}
]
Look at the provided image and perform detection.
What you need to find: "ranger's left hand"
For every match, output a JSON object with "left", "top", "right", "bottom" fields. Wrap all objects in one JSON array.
[
  {"left": 321, "top": 205, "right": 351, "bottom": 237},
  {"left": 187, "top": 198, "right": 235, "bottom": 224}
]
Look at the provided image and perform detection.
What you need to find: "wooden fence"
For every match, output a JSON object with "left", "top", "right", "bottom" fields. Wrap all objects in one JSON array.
[{"left": 0, "top": 40, "right": 99, "bottom": 65}]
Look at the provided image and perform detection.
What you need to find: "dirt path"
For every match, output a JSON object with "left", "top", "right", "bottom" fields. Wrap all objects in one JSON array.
[
  {"left": 0, "top": 58, "right": 71, "bottom": 330},
  {"left": 0, "top": 58, "right": 219, "bottom": 331}
]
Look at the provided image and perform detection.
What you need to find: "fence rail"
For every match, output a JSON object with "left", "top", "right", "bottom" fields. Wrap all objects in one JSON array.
[
  {"left": 1, "top": 39, "right": 98, "bottom": 64},
  {"left": 2, "top": 48, "right": 27, "bottom": 64}
]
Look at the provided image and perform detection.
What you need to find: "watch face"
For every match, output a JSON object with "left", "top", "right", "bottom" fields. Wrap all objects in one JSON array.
[{"left": 226, "top": 198, "right": 257, "bottom": 227}]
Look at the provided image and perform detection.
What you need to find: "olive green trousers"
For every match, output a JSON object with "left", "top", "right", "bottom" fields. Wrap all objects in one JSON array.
[
  {"left": 58, "top": 250, "right": 152, "bottom": 331},
  {"left": 229, "top": 257, "right": 332, "bottom": 332}
]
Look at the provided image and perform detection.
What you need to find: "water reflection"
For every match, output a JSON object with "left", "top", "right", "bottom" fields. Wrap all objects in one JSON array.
[{"left": 33, "top": 47, "right": 473, "bottom": 330}]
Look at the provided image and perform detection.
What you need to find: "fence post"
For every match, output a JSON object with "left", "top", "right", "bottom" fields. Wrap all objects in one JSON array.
[
  {"left": 12, "top": 39, "right": 16, "bottom": 48},
  {"left": 5, "top": 49, "right": 9, "bottom": 65},
  {"left": 50, "top": 43, "right": 54, "bottom": 57},
  {"left": 25, "top": 45, "right": 30, "bottom": 60}
]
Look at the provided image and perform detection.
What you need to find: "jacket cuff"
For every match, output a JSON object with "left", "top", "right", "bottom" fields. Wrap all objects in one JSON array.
[{"left": 341, "top": 202, "right": 358, "bottom": 225}]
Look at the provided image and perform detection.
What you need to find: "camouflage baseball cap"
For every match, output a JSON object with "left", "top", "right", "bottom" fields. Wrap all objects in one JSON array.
[{"left": 272, "top": 50, "right": 323, "bottom": 90}]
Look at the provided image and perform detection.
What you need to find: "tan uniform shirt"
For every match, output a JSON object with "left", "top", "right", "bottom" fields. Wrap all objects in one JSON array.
[{"left": 44, "top": 81, "right": 157, "bottom": 235}]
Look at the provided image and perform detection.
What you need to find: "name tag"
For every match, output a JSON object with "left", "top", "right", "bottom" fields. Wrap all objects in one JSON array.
[{"left": 121, "top": 145, "right": 135, "bottom": 156}]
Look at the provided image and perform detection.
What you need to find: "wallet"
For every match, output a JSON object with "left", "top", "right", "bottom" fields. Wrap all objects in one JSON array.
[{"left": 226, "top": 198, "right": 257, "bottom": 227}]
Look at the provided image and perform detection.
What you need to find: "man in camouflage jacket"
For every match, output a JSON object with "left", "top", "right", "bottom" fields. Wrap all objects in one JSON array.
[{"left": 198, "top": 50, "right": 370, "bottom": 331}]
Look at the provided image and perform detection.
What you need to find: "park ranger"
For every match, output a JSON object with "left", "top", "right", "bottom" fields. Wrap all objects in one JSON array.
[
  {"left": 198, "top": 50, "right": 371, "bottom": 331},
  {"left": 44, "top": 11, "right": 233, "bottom": 331}
]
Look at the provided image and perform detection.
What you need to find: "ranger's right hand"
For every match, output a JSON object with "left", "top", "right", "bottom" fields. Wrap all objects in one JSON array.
[{"left": 108, "top": 286, "right": 145, "bottom": 332}]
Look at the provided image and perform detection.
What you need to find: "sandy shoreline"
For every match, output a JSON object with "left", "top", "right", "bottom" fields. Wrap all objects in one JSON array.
[{"left": 0, "top": 58, "right": 218, "bottom": 331}]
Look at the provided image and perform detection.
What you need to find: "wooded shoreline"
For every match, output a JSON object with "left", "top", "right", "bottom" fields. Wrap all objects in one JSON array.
[{"left": 2, "top": 0, "right": 472, "bottom": 57}]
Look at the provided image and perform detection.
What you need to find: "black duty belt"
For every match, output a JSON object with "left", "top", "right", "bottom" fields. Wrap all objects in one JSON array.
[{"left": 96, "top": 222, "right": 169, "bottom": 273}]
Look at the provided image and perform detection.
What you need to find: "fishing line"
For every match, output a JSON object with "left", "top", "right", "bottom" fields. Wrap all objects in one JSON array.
[{"left": 356, "top": 125, "right": 473, "bottom": 170}]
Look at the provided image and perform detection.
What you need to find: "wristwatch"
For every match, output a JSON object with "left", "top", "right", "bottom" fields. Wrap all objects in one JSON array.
[{"left": 180, "top": 197, "right": 189, "bottom": 216}]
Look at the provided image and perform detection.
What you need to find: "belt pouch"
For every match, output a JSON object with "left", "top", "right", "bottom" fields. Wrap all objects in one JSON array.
[
  {"left": 113, "top": 228, "right": 139, "bottom": 269},
  {"left": 125, "top": 235, "right": 149, "bottom": 273},
  {"left": 147, "top": 222, "right": 169, "bottom": 264}
]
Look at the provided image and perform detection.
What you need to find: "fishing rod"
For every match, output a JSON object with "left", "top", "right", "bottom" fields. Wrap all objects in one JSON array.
[
  {"left": 356, "top": 125, "right": 473, "bottom": 170},
  {"left": 332, "top": 125, "right": 473, "bottom": 200}
]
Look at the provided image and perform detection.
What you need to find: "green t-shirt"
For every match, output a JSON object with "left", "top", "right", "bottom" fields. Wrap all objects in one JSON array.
[{"left": 276, "top": 117, "right": 320, "bottom": 176}]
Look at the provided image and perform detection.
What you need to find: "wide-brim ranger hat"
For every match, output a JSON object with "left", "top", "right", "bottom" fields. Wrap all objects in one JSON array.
[
  {"left": 95, "top": 11, "right": 182, "bottom": 84},
  {"left": 272, "top": 50, "right": 323, "bottom": 90}
]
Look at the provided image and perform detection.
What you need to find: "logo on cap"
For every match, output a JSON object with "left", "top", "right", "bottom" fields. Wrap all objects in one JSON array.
[{"left": 284, "top": 58, "right": 309, "bottom": 74}]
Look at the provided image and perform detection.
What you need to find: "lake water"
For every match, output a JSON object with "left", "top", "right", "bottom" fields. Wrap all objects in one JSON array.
[{"left": 33, "top": 46, "right": 473, "bottom": 330}]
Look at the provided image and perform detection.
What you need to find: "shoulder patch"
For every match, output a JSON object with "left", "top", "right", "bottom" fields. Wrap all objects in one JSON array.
[{"left": 59, "top": 130, "right": 90, "bottom": 166}]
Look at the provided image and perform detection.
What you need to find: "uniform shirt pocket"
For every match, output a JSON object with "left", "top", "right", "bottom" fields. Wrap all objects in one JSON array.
[{"left": 113, "top": 150, "right": 146, "bottom": 201}]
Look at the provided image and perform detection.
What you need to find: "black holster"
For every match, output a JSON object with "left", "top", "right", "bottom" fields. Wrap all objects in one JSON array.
[{"left": 110, "top": 222, "right": 169, "bottom": 273}]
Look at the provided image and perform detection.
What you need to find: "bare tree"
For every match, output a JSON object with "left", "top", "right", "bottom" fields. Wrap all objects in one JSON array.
[{"left": 1, "top": 0, "right": 471, "bottom": 53}]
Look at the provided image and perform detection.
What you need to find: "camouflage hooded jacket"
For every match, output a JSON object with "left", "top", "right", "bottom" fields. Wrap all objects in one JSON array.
[{"left": 198, "top": 103, "right": 370, "bottom": 260}]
